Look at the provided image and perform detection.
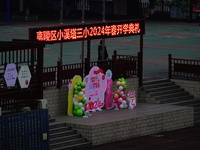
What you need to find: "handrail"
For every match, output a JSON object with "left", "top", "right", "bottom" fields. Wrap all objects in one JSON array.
[
  {"left": 169, "top": 54, "right": 200, "bottom": 80},
  {"left": 42, "top": 54, "right": 139, "bottom": 88}
]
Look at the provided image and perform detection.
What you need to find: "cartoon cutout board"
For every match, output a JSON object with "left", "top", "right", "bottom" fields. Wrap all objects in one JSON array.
[
  {"left": 67, "top": 75, "right": 82, "bottom": 116},
  {"left": 83, "top": 66, "right": 107, "bottom": 111}
]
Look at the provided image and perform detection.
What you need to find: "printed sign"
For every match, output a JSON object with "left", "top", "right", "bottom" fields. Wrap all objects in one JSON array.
[
  {"left": 83, "top": 66, "right": 107, "bottom": 111},
  {"left": 18, "top": 65, "right": 32, "bottom": 88},
  {"left": 4, "top": 63, "right": 18, "bottom": 87}
]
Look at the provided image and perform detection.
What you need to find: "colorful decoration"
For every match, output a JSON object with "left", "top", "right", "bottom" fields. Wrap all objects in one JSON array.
[
  {"left": 105, "top": 70, "right": 113, "bottom": 109},
  {"left": 73, "top": 81, "right": 90, "bottom": 117},
  {"left": 67, "top": 75, "right": 82, "bottom": 116},
  {"left": 83, "top": 66, "right": 107, "bottom": 111},
  {"left": 111, "top": 77, "right": 128, "bottom": 110},
  {"left": 127, "top": 91, "right": 137, "bottom": 109}
]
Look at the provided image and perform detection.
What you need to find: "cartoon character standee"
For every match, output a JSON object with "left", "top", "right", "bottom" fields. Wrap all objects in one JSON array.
[
  {"left": 111, "top": 91, "right": 120, "bottom": 110},
  {"left": 127, "top": 91, "right": 137, "bottom": 109}
]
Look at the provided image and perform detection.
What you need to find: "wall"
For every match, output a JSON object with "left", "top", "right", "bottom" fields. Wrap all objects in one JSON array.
[
  {"left": 44, "top": 77, "right": 139, "bottom": 117},
  {"left": 171, "top": 79, "right": 200, "bottom": 99},
  {"left": 43, "top": 86, "right": 68, "bottom": 117},
  {"left": 67, "top": 105, "right": 193, "bottom": 145}
]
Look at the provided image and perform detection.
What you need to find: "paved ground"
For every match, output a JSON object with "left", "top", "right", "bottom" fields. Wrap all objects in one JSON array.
[{"left": 0, "top": 19, "right": 200, "bottom": 78}]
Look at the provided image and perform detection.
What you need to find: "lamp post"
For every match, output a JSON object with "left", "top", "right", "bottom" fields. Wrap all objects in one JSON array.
[
  {"left": 6, "top": 0, "right": 11, "bottom": 24},
  {"left": 81, "top": 0, "right": 85, "bottom": 63},
  {"left": 59, "top": 0, "right": 63, "bottom": 64},
  {"left": 102, "top": 0, "right": 105, "bottom": 60}
]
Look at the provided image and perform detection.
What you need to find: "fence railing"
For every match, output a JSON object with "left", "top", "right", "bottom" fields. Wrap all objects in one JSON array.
[
  {"left": 43, "top": 51, "right": 139, "bottom": 88},
  {"left": 140, "top": 2, "right": 170, "bottom": 16},
  {"left": 169, "top": 54, "right": 200, "bottom": 80},
  {"left": 0, "top": 88, "right": 40, "bottom": 112}
]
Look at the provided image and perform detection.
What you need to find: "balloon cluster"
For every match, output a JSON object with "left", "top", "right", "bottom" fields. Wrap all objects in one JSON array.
[
  {"left": 73, "top": 82, "right": 87, "bottom": 116},
  {"left": 116, "top": 77, "right": 128, "bottom": 109}
]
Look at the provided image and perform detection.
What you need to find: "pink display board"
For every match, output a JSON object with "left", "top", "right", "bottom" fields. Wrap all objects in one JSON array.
[
  {"left": 105, "top": 69, "right": 113, "bottom": 109},
  {"left": 83, "top": 66, "right": 107, "bottom": 111}
]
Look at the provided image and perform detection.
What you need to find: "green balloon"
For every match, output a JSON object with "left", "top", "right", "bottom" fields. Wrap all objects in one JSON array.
[
  {"left": 77, "top": 86, "right": 82, "bottom": 91},
  {"left": 76, "top": 82, "right": 81, "bottom": 86},
  {"left": 73, "top": 110, "right": 76, "bottom": 115},
  {"left": 81, "top": 98, "right": 86, "bottom": 104},
  {"left": 74, "top": 90, "right": 80, "bottom": 95},
  {"left": 76, "top": 110, "right": 83, "bottom": 116},
  {"left": 80, "top": 82, "right": 86, "bottom": 88},
  {"left": 123, "top": 85, "right": 127, "bottom": 89},
  {"left": 74, "top": 105, "right": 79, "bottom": 111}
]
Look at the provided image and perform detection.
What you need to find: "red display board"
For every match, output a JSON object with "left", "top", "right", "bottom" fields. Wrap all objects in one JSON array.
[{"left": 29, "top": 19, "right": 145, "bottom": 43}]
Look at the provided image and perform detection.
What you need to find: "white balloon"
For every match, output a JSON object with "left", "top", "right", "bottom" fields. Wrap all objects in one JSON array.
[
  {"left": 81, "top": 107, "right": 85, "bottom": 111},
  {"left": 122, "top": 100, "right": 127, "bottom": 105},
  {"left": 79, "top": 92, "right": 84, "bottom": 96},
  {"left": 73, "top": 98, "right": 77, "bottom": 103},
  {"left": 74, "top": 95, "right": 78, "bottom": 98},
  {"left": 74, "top": 85, "right": 77, "bottom": 89},
  {"left": 118, "top": 98, "right": 123, "bottom": 102},
  {"left": 119, "top": 86, "right": 123, "bottom": 90},
  {"left": 78, "top": 103, "right": 83, "bottom": 107},
  {"left": 120, "top": 104, "right": 124, "bottom": 109},
  {"left": 74, "top": 102, "right": 78, "bottom": 106}
]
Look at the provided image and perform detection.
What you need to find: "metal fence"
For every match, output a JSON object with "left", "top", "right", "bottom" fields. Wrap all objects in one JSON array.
[
  {"left": 169, "top": 54, "right": 200, "bottom": 80},
  {"left": 140, "top": 1, "right": 170, "bottom": 17},
  {"left": 0, "top": 109, "right": 49, "bottom": 150}
]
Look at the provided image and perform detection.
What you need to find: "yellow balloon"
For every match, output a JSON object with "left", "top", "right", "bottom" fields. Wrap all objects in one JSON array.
[{"left": 77, "top": 96, "right": 83, "bottom": 101}]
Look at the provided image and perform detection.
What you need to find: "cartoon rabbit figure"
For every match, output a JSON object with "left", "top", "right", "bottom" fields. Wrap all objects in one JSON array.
[{"left": 127, "top": 91, "right": 137, "bottom": 109}]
